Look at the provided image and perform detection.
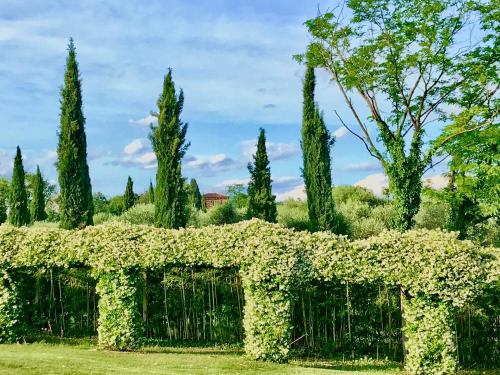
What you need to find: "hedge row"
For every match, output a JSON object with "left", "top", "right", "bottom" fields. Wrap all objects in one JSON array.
[{"left": 0, "top": 219, "right": 498, "bottom": 374}]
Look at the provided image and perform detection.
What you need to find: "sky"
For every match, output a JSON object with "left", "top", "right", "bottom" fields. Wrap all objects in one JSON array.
[{"left": 0, "top": 0, "right": 447, "bottom": 200}]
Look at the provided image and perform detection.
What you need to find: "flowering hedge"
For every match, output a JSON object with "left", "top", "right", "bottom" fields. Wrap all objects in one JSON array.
[{"left": 0, "top": 220, "right": 497, "bottom": 373}]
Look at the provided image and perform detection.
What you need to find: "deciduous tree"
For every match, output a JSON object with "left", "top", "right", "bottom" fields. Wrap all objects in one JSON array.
[{"left": 297, "top": 0, "right": 497, "bottom": 230}]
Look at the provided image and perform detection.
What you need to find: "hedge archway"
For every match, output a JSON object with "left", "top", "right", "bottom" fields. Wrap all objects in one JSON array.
[{"left": 0, "top": 220, "right": 497, "bottom": 374}]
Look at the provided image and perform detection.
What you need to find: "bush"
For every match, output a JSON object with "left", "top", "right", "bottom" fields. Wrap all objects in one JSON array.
[
  {"left": 415, "top": 194, "right": 450, "bottom": 230},
  {"left": 332, "top": 185, "right": 385, "bottom": 206},
  {"left": 277, "top": 199, "right": 310, "bottom": 231},
  {"left": 336, "top": 200, "right": 394, "bottom": 239},
  {"left": 118, "top": 204, "right": 155, "bottom": 226},
  {"left": 93, "top": 212, "right": 116, "bottom": 225},
  {"left": 108, "top": 196, "right": 125, "bottom": 216},
  {"left": 198, "top": 202, "right": 243, "bottom": 226}
]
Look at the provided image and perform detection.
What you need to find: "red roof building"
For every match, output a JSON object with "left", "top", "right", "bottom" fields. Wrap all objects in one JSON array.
[{"left": 203, "top": 193, "right": 228, "bottom": 209}]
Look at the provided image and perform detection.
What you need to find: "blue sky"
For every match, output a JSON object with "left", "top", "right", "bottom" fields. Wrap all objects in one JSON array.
[{"left": 0, "top": 0, "right": 446, "bottom": 199}]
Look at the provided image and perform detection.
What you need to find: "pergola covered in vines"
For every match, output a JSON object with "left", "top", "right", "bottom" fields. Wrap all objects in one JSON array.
[{"left": 0, "top": 220, "right": 497, "bottom": 374}]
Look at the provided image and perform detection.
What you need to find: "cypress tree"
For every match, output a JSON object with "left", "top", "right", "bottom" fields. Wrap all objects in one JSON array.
[
  {"left": 247, "top": 128, "right": 277, "bottom": 223},
  {"left": 30, "top": 165, "right": 47, "bottom": 222},
  {"left": 148, "top": 181, "right": 155, "bottom": 203},
  {"left": 124, "top": 176, "right": 135, "bottom": 210},
  {"left": 150, "top": 68, "right": 189, "bottom": 229},
  {"left": 57, "top": 38, "right": 93, "bottom": 229},
  {"left": 189, "top": 178, "right": 202, "bottom": 210},
  {"left": 8, "top": 146, "right": 30, "bottom": 226},
  {"left": 301, "top": 64, "right": 337, "bottom": 232}
]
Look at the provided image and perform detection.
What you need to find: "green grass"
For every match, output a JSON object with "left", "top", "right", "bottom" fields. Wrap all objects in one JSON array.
[{"left": 0, "top": 342, "right": 403, "bottom": 375}]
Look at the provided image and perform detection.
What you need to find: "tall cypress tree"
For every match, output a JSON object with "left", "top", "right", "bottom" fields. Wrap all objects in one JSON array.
[
  {"left": 189, "top": 178, "right": 202, "bottom": 210},
  {"left": 8, "top": 146, "right": 30, "bottom": 226},
  {"left": 30, "top": 165, "right": 47, "bottom": 222},
  {"left": 124, "top": 176, "right": 135, "bottom": 210},
  {"left": 150, "top": 68, "right": 189, "bottom": 229},
  {"left": 57, "top": 38, "right": 93, "bottom": 229},
  {"left": 247, "top": 128, "right": 277, "bottom": 223},
  {"left": 301, "top": 64, "right": 337, "bottom": 232},
  {"left": 148, "top": 181, "right": 155, "bottom": 204}
]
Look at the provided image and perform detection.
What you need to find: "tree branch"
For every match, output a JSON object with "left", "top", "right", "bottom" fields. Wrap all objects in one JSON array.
[{"left": 334, "top": 110, "right": 383, "bottom": 161}]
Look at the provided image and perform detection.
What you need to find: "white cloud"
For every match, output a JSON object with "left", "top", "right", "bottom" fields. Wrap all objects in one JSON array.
[
  {"left": 333, "top": 127, "right": 349, "bottom": 139},
  {"left": 354, "top": 173, "right": 449, "bottom": 196},
  {"left": 275, "top": 184, "right": 306, "bottom": 202},
  {"left": 128, "top": 115, "right": 157, "bottom": 127},
  {"left": 184, "top": 153, "right": 243, "bottom": 176},
  {"left": 124, "top": 138, "right": 148, "bottom": 155},
  {"left": 354, "top": 173, "right": 389, "bottom": 196},
  {"left": 241, "top": 140, "right": 300, "bottom": 161},
  {"left": 424, "top": 174, "right": 448, "bottom": 190},
  {"left": 220, "top": 178, "right": 250, "bottom": 187},
  {"left": 341, "top": 161, "right": 381, "bottom": 172}
]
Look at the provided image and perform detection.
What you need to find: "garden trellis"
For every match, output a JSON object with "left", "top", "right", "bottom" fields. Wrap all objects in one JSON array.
[{"left": 0, "top": 220, "right": 497, "bottom": 374}]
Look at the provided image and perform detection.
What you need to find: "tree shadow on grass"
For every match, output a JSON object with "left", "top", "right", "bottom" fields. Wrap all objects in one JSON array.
[{"left": 291, "top": 358, "right": 404, "bottom": 373}]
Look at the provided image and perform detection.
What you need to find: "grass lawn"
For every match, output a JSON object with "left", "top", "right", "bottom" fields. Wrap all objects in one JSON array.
[{"left": 0, "top": 341, "right": 403, "bottom": 375}]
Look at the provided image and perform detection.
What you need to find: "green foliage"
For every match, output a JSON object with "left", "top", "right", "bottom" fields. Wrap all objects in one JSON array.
[
  {"left": 25, "top": 171, "right": 56, "bottom": 209},
  {"left": 148, "top": 181, "right": 155, "bottom": 203},
  {"left": 336, "top": 200, "right": 392, "bottom": 239},
  {"left": 301, "top": 65, "right": 339, "bottom": 233},
  {"left": 0, "top": 178, "right": 8, "bottom": 225},
  {"left": 0, "top": 269, "right": 23, "bottom": 342},
  {"left": 148, "top": 181, "right": 155, "bottom": 204},
  {"left": 435, "top": 1, "right": 499, "bottom": 237},
  {"left": 96, "top": 270, "right": 143, "bottom": 350},
  {"left": 8, "top": 147, "right": 30, "bottom": 227},
  {"left": 118, "top": 204, "right": 155, "bottom": 226},
  {"left": 0, "top": 220, "right": 496, "bottom": 370},
  {"left": 188, "top": 179, "right": 202, "bottom": 210},
  {"left": 150, "top": 68, "right": 189, "bottom": 229},
  {"left": 124, "top": 176, "right": 135, "bottom": 211},
  {"left": 93, "top": 192, "right": 109, "bottom": 215},
  {"left": 93, "top": 212, "right": 115, "bottom": 225},
  {"left": 414, "top": 192, "right": 451, "bottom": 230},
  {"left": 108, "top": 196, "right": 125, "bottom": 216},
  {"left": 332, "top": 185, "right": 384, "bottom": 207},
  {"left": 57, "top": 39, "right": 93, "bottom": 229},
  {"left": 403, "top": 299, "right": 457, "bottom": 375},
  {"left": 226, "top": 184, "right": 248, "bottom": 209},
  {"left": 276, "top": 199, "right": 310, "bottom": 231},
  {"left": 297, "top": 0, "right": 495, "bottom": 231},
  {"left": 29, "top": 166, "right": 47, "bottom": 222},
  {"left": 198, "top": 202, "right": 242, "bottom": 226},
  {"left": 247, "top": 129, "right": 277, "bottom": 223}
]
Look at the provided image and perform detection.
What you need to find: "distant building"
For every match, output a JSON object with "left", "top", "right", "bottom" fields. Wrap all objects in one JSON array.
[{"left": 203, "top": 193, "right": 228, "bottom": 209}]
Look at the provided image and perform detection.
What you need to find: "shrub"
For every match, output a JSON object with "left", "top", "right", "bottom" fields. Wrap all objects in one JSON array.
[
  {"left": 277, "top": 199, "right": 310, "bottom": 231},
  {"left": 93, "top": 212, "right": 116, "bottom": 225},
  {"left": 336, "top": 200, "right": 394, "bottom": 239},
  {"left": 118, "top": 204, "right": 155, "bottom": 226},
  {"left": 332, "top": 185, "right": 385, "bottom": 206},
  {"left": 415, "top": 194, "right": 450, "bottom": 230},
  {"left": 198, "top": 202, "right": 243, "bottom": 226}
]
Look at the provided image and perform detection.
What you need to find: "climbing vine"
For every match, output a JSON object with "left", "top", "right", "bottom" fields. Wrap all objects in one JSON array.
[{"left": 0, "top": 220, "right": 497, "bottom": 374}]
